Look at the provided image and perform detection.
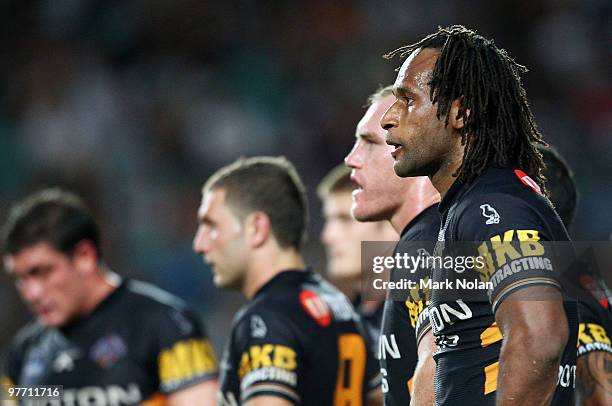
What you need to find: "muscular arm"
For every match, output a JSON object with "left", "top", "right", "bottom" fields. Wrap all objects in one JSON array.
[
  {"left": 166, "top": 379, "right": 218, "bottom": 406},
  {"left": 366, "top": 386, "right": 384, "bottom": 406},
  {"left": 410, "top": 330, "right": 436, "bottom": 406},
  {"left": 576, "top": 351, "right": 612, "bottom": 405},
  {"left": 495, "top": 286, "right": 568, "bottom": 406}
]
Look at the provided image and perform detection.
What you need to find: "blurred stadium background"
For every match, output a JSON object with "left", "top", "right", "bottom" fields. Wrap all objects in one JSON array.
[{"left": 1, "top": 0, "right": 610, "bottom": 358}]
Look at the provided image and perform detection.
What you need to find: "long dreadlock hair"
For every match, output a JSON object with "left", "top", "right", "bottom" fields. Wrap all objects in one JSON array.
[{"left": 384, "top": 25, "right": 547, "bottom": 189}]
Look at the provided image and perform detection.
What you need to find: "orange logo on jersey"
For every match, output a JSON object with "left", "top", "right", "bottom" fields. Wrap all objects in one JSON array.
[{"left": 299, "top": 290, "right": 331, "bottom": 327}]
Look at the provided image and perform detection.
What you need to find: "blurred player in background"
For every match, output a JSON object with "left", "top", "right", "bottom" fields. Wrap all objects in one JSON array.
[
  {"left": 382, "top": 25, "right": 578, "bottom": 404},
  {"left": 318, "top": 163, "right": 398, "bottom": 345},
  {"left": 345, "top": 85, "right": 440, "bottom": 405},
  {"left": 538, "top": 145, "right": 612, "bottom": 405},
  {"left": 0, "top": 189, "right": 218, "bottom": 405},
  {"left": 193, "top": 156, "right": 382, "bottom": 406}
]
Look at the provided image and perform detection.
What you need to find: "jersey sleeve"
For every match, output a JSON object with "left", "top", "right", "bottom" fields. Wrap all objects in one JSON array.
[
  {"left": 153, "top": 305, "right": 218, "bottom": 394},
  {"left": 456, "top": 192, "right": 565, "bottom": 313},
  {"left": 577, "top": 300, "right": 612, "bottom": 357},
  {"left": 232, "top": 309, "right": 303, "bottom": 405}
]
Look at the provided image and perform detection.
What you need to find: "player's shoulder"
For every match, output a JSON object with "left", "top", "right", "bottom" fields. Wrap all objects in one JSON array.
[
  {"left": 577, "top": 276, "right": 612, "bottom": 324},
  {"left": 400, "top": 203, "right": 440, "bottom": 242},
  {"left": 8, "top": 321, "right": 46, "bottom": 354},
  {"left": 453, "top": 166, "right": 565, "bottom": 238},
  {"left": 232, "top": 273, "right": 306, "bottom": 330},
  {"left": 233, "top": 270, "right": 356, "bottom": 334},
  {"left": 122, "top": 279, "right": 189, "bottom": 313},
  {"left": 461, "top": 166, "right": 548, "bottom": 208}
]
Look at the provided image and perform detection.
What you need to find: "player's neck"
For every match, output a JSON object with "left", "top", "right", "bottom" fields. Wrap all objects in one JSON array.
[
  {"left": 431, "top": 153, "right": 463, "bottom": 199},
  {"left": 79, "top": 268, "right": 120, "bottom": 316},
  {"left": 243, "top": 247, "right": 306, "bottom": 299},
  {"left": 390, "top": 183, "right": 440, "bottom": 234}
]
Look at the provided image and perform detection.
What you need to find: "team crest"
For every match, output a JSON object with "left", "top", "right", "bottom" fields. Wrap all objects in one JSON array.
[
  {"left": 250, "top": 315, "right": 267, "bottom": 338},
  {"left": 90, "top": 334, "right": 127, "bottom": 368},
  {"left": 480, "top": 204, "right": 500, "bottom": 225}
]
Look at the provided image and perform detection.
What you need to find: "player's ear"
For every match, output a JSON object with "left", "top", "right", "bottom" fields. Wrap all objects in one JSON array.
[
  {"left": 245, "top": 212, "right": 271, "bottom": 248},
  {"left": 72, "top": 240, "right": 98, "bottom": 275},
  {"left": 449, "top": 97, "right": 470, "bottom": 130}
]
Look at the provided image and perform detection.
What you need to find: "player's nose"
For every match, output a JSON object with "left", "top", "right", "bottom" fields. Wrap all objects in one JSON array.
[
  {"left": 193, "top": 227, "right": 209, "bottom": 254},
  {"left": 344, "top": 142, "right": 362, "bottom": 169},
  {"left": 20, "top": 278, "right": 44, "bottom": 304},
  {"left": 381, "top": 101, "right": 398, "bottom": 131}
]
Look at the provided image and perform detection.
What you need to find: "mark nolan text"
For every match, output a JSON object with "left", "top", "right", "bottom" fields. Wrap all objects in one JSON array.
[{"left": 373, "top": 278, "right": 493, "bottom": 291}]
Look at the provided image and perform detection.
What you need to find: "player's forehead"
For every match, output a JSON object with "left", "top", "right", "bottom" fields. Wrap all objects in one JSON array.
[
  {"left": 394, "top": 47, "right": 438, "bottom": 95},
  {"left": 4, "top": 242, "right": 63, "bottom": 273},
  {"left": 198, "top": 188, "right": 227, "bottom": 220},
  {"left": 356, "top": 94, "right": 396, "bottom": 137}
]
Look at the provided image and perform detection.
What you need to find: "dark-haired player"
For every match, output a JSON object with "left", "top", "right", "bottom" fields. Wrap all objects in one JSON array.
[
  {"left": 1, "top": 189, "right": 218, "bottom": 405},
  {"left": 538, "top": 145, "right": 612, "bottom": 405},
  {"left": 318, "top": 164, "right": 398, "bottom": 346},
  {"left": 382, "top": 25, "right": 578, "bottom": 404},
  {"left": 193, "top": 157, "right": 381, "bottom": 406},
  {"left": 345, "top": 86, "right": 440, "bottom": 405}
]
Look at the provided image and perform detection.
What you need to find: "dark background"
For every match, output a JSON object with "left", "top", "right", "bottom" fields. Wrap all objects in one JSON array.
[{"left": 1, "top": 0, "right": 610, "bottom": 357}]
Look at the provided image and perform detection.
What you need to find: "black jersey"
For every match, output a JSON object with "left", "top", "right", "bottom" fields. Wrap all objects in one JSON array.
[
  {"left": 1, "top": 279, "right": 218, "bottom": 406},
  {"left": 218, "top": 269, "right": 380, "bottom": 406},
  {"left": 354, "top": 298, "right": 384, "bottom": 353},
  {"left": 431, "top": 166, "right": 578, "bottom": 405},
  {"left": 577, "top": 274, "right": 612, "bottom": 358},
  {"left": 379, "top": 204, "right": 439, "bottom": 406}
]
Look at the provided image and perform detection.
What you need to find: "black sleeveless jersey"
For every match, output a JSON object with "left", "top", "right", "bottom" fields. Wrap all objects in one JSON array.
[
  {"left": 218, "top": 269, "right": 380, "bottom": 406},
  {"left": 379, "top": 204, "right": 439, "bottom": 406},
  {"left": 1, "top": 279, "right": 218, "bottom": 406},
  {"left": 431, "top": 166, "right": 578, "bottom": 405}
]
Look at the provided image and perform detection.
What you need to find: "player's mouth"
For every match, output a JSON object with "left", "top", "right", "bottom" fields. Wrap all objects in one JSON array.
[
  {"left": 33, "top": 303, "right": 54, "bottom": 317},
  {"left": 386, "top": 136, "right": 404, "bottom": 159},
  {"left": 350, "top": 173, "right": 364, "bottom": 198}
]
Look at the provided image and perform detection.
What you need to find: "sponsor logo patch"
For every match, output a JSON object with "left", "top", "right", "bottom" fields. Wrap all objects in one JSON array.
[
  {"left": 514, "top": 169, "right": 542, "bottom": 194},
  {"left": 299, "top": 290, "right": 331, "bottom": 327}
]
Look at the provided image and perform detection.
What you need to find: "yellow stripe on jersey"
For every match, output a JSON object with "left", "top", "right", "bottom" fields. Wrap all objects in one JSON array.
[
  {"left": 407, "top": 377, "right": 414, "bottom": 395},
  {"left": 480, "top": 322, "right": 503, "bottom": 348},
  {"left": 484, "top": 361, "right": 499, "bottom": 395}
]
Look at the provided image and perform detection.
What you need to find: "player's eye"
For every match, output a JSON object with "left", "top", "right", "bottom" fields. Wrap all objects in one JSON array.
[{"left": 30, "top": 266, "right": 50, "bottom": 278}]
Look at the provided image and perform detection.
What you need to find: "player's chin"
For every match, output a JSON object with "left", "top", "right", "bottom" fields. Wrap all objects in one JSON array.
[
  {"left": 40, "top": 313, "right": 66, "bottom": 328},
  {"left": 352, "top": 204, "right": 383, "bottom": 223},
  {"left": 393, "top": 159, "right": 417, "bottom": 178},
  {"left": 351, "top": 207, "right": 371, "bottom": 222},
  {"left": 212, "top": 272, "right": 227, "bottom": 288}
]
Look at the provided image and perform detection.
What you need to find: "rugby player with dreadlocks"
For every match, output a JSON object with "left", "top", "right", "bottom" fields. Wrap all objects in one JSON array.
[{"left": 381, "top": 26, "right": 578, "bottom": 405}]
